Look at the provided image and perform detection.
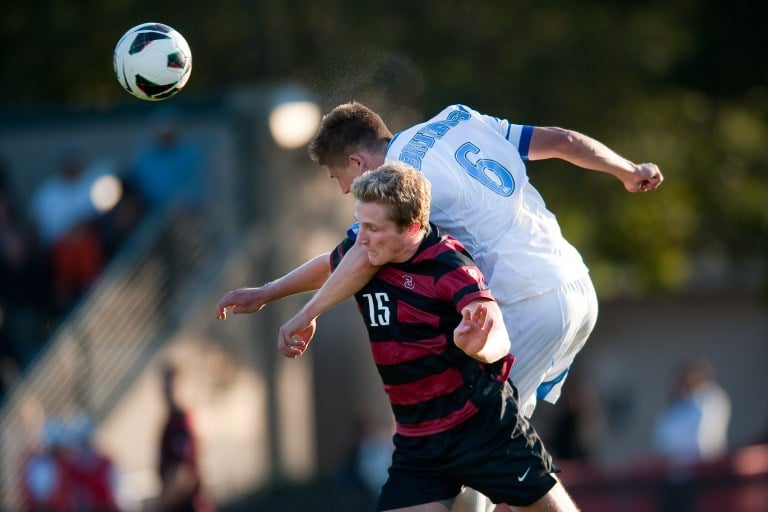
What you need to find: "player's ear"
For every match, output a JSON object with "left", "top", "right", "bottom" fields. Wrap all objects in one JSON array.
[
  {"left": 348, "top": 153, "right": 364, "bottom": 169},
  {"left": 407, "top": 221, "right": 422, "bottom": 237}
]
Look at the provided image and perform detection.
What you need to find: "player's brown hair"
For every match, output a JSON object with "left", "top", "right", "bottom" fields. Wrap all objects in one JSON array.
[{"left": 308, "top": 102, "right": 392, "bottom": 167}]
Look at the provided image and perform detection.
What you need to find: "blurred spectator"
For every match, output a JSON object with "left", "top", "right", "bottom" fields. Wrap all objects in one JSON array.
[
  {"left": 129, "top": 110, "right": 209, "bottom": 299},
  {"left": 652, "top": 358, "right": 731, "bottom": 512},
  {"left": 332, "top": 416, "right": 394, "bottom": 512},
  {"left": 547, "top": 376, "right": 605, "bottom": 462},
  {"left": 129, "top": 110, "right": 206, "bottom": 215},
  {"left": 653, "top": 356, "right": 731, "bottom": 465},
  {"left": 98, "top": 173, "right": 147, "bottom": 259},
  {"left": 354, "top": 418, "right": 394, "bottom": 501},
  {"left": 21, "top": 418, "right": 73, "bottom": 512},
  {"left": 336, "top": 416, "right": 394, "bottom": 507},
  {"left": 0, "top": 160, "right": 50, "bottom": 386},
  {"left": 66, "top": 414, "right": 121, "bottom": 512},
  {"left": 0, "top": 161, "right": 27, "bottom": 291},
  {"left": 156, "top": 363, "right": 214, "bottom": 512},
  {"left": 28, "top": 151, "right": 106, "bottom": 313},
  {"left": 21, "top": 415, "right": 121, "bottom": 512}
]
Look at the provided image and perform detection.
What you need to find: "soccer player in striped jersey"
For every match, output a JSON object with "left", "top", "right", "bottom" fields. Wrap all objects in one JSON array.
[
  {"left": 280, "top": 161, "right": 578, "bottom": 511},
  {"left": 216, "top": 102, "right": 662, "bottom": 511}
]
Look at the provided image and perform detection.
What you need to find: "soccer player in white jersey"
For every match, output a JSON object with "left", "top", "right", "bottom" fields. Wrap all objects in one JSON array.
[{"left": 217, "top": 102, "right": 663, "bottom": 512}]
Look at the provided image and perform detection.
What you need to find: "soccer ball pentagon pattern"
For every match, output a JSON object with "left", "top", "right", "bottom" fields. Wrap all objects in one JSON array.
[{"left": 114, "top": 23, "right": 192, "bottom": 101}]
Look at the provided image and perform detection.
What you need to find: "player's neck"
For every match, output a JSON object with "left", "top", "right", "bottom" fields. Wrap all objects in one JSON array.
[{"left": 391, "top": 233, "right": 425, "bottom": 263}]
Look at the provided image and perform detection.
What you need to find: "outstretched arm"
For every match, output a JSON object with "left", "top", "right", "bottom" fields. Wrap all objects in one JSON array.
[
  {"left": 277, "top": 244, "right": 380, "bottom": 355},
  {"left": 216, "top": 252, "right": 331, "bottom": 319},
  {"left": 528, "top": 126, "right": 663, "bottom": 193},
  {"left": 453, "top": 300, "right": 510, "bottom": 363}
]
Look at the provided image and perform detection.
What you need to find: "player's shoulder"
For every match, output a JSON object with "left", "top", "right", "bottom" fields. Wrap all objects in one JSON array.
[
  {"left": 437, "top": 103, "right": 480, "bottom": 118},
  {"left": 424, "top": 234, "right": 488, "bottom": 289},
  {"left": 438, "top": 233, "right": 470, "bottom": 255},
  {"left": 416, "top": 230, "right": 472, "bottom": 265}
]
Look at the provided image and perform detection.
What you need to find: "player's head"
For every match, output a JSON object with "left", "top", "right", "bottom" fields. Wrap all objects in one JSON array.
[
  {"left": 309, "top": 102, "right": 392, "bottom": 194},
  {"left": 309, "top": 102, "right": 392, "bottom": 166},
  {"left": 351, "top": 162, "right": 430, "bottom": 265}
]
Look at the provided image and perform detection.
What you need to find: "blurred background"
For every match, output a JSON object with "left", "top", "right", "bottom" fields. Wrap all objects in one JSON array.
[{"left": 1, "top": 1, "right": 767, "bottom": 511}]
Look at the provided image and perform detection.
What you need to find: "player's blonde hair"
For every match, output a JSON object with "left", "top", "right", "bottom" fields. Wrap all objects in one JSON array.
[{"left": 350, "top": 161, "right": 431, "bottom": 233}]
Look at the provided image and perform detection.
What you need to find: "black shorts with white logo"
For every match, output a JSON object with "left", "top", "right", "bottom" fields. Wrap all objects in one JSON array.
[{"left": 377, "top": 381, "right": 558, "bottom": 511}]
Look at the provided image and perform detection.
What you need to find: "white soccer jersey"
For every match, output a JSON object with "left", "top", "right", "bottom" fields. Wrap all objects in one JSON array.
[{"left": 386, "top": 104, "right": 589, "bottom": 305}]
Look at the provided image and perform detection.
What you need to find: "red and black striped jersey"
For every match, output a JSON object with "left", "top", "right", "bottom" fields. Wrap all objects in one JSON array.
[{"left": 331, "top": 225, "right": 512, "bottom": 437}]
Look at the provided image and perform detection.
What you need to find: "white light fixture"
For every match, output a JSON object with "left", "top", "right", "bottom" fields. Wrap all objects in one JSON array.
[
  {"left": 90, "top": 174, "right": 123, "bottom": 213},
  {"left": 268, "top": 85, "right": 321, "bottom": 150}
]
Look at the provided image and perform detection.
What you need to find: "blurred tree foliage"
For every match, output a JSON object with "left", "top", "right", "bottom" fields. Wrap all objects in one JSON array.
[{"left": 2, "top": 0, "right": 766, "bottom": 297}]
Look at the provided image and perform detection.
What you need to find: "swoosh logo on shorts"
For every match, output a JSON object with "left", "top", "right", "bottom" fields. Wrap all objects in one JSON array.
[{"left": 517, "top": 467, "right": 531, "bottom": 482}]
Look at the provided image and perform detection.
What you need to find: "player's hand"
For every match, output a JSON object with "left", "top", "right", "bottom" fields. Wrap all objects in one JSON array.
[
  {"left": 278, "top": 314, "right": 317, "bottom": 358},
  {"left": 216, "top": 287, "right": 270, "bottom": 319},
  {"left": 454, "top": 303, "right": 493, "bottom": 357},
  {"left": 624, "top": 162, "right": 663, "bottom": 193}
]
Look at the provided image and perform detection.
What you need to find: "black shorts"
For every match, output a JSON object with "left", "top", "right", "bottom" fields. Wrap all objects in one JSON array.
[{"left": 377, "top": 381, "right": 558, "bottom": 511}]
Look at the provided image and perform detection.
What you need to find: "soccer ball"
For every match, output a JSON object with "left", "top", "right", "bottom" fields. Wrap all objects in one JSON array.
[{"left": 114, "top": 23, "right": 192, "bottom": 101}]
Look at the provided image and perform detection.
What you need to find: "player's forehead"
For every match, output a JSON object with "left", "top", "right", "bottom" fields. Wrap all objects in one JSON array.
[
  {"left": 325, "top": 164, "right": 343, "bottom": 178},
  {"left": 325, "top": 150, "right": 352, "bottom": 170},
  {"left": 355, "top": 201, "right": 393, "bottom": 227},
  {"left": 327, "top": 159, "right": 358, "bottom": 178}
]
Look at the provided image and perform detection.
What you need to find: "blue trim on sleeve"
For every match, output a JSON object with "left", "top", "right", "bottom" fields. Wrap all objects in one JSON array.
[
  {"left": 346, "top": 222, "right": 359, "bottom": 242},
  {"left": 518, "top": 125, "right": 534, "bottom": 161}
]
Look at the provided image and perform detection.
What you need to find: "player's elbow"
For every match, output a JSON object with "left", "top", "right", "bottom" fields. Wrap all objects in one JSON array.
[
  {"left": 475, "top": 333, "right": 510, "bottom": 364},
  {"left": 490, "top": 335, "right": 511, "bottom": 362}
]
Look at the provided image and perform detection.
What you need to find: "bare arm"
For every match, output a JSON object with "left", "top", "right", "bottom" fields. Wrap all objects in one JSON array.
[
  {"left": 527, "top": 126, "right": 663, "bottom": 193},
  {"left": 277, "top": 244, "right": 380, "bottom": 355},
  {"left": 216, "top": 252, "right": 331, "bottom": 319},
  {"left": 453, "top": 300, "right": 510, "bottom": 363}
]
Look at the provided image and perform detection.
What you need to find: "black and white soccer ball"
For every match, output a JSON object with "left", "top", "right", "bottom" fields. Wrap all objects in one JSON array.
[{"left": 114, "top": 23, "right": 192, "bottom": 101}]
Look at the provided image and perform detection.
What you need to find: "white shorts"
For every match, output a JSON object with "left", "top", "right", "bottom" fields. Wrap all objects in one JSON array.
[{"left": 502, "top": 274, "right": 598, "bottom": 418}]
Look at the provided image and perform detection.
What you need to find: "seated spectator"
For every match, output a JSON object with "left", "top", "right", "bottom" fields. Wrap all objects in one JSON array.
[
  {"left": 21, "top": 415, "right": 121, "bottom": 512},
  {"left": 66, "top": 414, "right": 121, "bottom": 512},
  {"left": 21, "top": 418, "right": 74, "bottom": 512},
  {"left": 98, "top": 174, "right": 146, "bottom": 259},
  {"left": 28, "top": 152, "right": 106, "bottom": 313},
  {"left": 0, "top": 159, "right": 50, "bottom": 380},
  {"left": 546, "top": 375, "right": 605, "bottom": 462},
  {"left": 129, "top": 110, "right": 206, "bottom": 214},
  {"left": 653, "top": 356, "right": 731, "bottom": 466}
]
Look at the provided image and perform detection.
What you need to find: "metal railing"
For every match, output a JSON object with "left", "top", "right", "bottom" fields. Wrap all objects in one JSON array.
[{"left": 0, "top": 200, "right": 232, "bottom": 510}]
